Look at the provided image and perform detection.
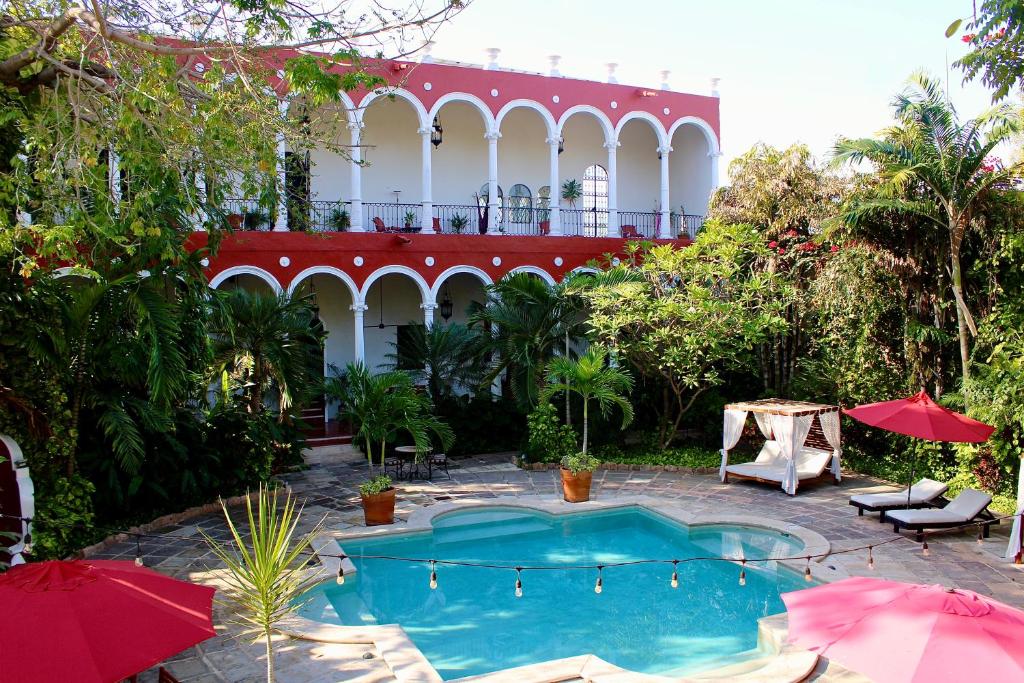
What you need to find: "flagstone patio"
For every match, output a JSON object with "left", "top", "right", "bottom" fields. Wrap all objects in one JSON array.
[{"left": 93, "top": 447, "right": 1024, "bottom": 682}]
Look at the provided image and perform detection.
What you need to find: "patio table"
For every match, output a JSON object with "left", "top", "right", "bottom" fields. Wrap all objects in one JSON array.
[{"left": 395, "top": 445, "right": 433, "bottom": 480}]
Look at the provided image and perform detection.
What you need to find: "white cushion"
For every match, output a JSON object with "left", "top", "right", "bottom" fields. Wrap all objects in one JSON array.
[
  {"left": 725, "top": 463, "right": 786, "bottom": 482},
  {"left": 850, "top": 479, "right": 949, "bottom": 507},
  {"left": 886, "top": 508, "right": 967, "bottom": 525},
  {"left": 795, "top": 448, "right": 832, "bottom": 478},
  {"left": 753, "top": 440, "right": 785, "bottom": 467},
  {"left": 945, "top": 488, "right": 992, "bottom": 518}
]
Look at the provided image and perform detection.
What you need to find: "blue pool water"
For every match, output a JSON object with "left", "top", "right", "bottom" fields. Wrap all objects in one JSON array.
[{"left": 298, "top": 506, "right": 809, "bottom": 679}]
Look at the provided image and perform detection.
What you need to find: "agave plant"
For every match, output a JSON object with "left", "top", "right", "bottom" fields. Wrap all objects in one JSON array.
[{"left": 202, "top": 485, "right": 323, "bottom": 683}]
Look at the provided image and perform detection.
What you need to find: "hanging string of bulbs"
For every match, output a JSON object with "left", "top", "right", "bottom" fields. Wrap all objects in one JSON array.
[{"left": 3, "top": 511, "right": 1019, "bottom": 591}]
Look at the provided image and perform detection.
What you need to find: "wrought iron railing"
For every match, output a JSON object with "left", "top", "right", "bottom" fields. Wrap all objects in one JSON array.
[
  {"left": 433, "top": 204, "right": 483, "bottom": 234},
  {"left": 674, "top": 214, "right": 705, "bottom": 239},
  {"left": 364, "top": 202, "right": 423, "bottom": 232},
  {"left": 618, "top": 211, "right": 660, "bottom": 239},
  {"left": 223, "top": 198, "right": 274, "bottom": 231},
  {"left": 498, "top": 206, "right": 546, "bottom": 236},
  {"left": 560, "top": 208, "right": 608, "bottom": 237},
  {"left": 308, "top": 200, "right": 352, "bottom": 232}
]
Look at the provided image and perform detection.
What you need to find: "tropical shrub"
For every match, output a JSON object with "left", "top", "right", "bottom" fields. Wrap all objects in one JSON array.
[
  {"left": 436, "top": 394, "right": 524, "bottom": 457},
  {"left": 561, "top": 451, "right": 599, "bottom": 474},
  {"left": 524, "top": 402, "right": 577, "bottom": 463}
]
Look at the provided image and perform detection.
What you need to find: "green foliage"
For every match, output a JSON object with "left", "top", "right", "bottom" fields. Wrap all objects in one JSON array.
[
  {"left": 436, "top": 394, "right": 524, "bottom": 457},
  {"left": 593, "top": 443, "right": 730, "bottom": 469},
  {"left": 328, "top": 208, "right": 350, "bottom": 230},
  {"left": 524, "top": 402, "right": 577, "bottom": 463},
  {"left": 202, "top": 485, "right": 323, "bottom": 683},
  {"left": 31, "top": 474, "right": 96, "bottom": 559},
  {"left": 560, "top": 179, "right": 583, "bottom": 207},
  {"left": 387, "top": 322, "right": 484, "bottom": 404},
  {"left": 560, "top": 451, "right": 599, "bottom": 475},
  {"left": 359, "top": 475, "right": 394, "bottom": 496},
  {"left": 450, "top": 213, "right": 469, "bottom": 233},
  {"left": 954, "top": 0, "right": 1024, "bottom": 101}
]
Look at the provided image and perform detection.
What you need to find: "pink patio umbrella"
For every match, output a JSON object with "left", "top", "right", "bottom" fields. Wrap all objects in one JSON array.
[{"left": 783, "top": 576, "right": 1024, "bottom": 682}]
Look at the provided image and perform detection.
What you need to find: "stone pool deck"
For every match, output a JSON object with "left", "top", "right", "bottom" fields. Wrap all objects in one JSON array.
[{"left": 92, "top": 447, "right": 1024, "bottom": 682}]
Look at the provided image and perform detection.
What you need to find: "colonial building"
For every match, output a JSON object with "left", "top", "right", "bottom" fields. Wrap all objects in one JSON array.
[{"left": 196, "top": 49, "right": 721, "bottom": 431}]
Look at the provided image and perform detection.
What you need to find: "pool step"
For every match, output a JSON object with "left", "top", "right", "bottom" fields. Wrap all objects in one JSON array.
[{"left": 433, "top": 510, "right": 554, "bottom": 546}]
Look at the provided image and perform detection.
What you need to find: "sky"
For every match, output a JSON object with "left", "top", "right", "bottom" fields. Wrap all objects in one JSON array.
[{"left": 427, "top": 0, "right": 998, "bottom": 179}]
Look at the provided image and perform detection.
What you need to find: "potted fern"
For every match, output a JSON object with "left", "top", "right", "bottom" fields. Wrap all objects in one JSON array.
[
  {"left": 541, "top": 346, "right": 634, "bottom": 502},
  {"left": 450, "top": 213, "right": 469, "bottom": 234},
  {"left": 328, "top": 207, "right": 350, "bottom": 231},
  {"left": 403, "top": 210, "right": 416, "bottom": 230},
  {"left": 561, "top": 179, "right": 582, "bottom": 208}
]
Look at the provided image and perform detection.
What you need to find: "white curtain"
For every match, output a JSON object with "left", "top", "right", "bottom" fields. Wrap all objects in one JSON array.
[
  {"left": 753, "top": 412, "right": 774, "bottom": 440},
  {"left": 771, "top": 413, "right": 814, "bottom": 495},
  {"left": 819, "top": 410, "right": 842, "bottom": 482},
  {"left": 719, "top": 409, "right": 748, "bottom": 481},
  {"left": 1006, "top": 459, "right": 1024, "bottom": 561},
  {"left": 2, "top": 435, "right": 34, "bottom": 566}
]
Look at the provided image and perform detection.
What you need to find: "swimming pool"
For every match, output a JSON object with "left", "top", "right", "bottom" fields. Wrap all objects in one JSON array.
[{"left": 298, "top": 505, "right": 810, "bottom": 679}]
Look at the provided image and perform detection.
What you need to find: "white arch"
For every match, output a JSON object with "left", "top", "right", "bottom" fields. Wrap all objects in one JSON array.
[
  {"left": 556, "top": 105, "right": 614, "bottom": 145},
  {"left": 429, "top": 265, "right": 494, "bottom": 301},
  {"left": 615, "top": 111, "right": 669, "bottom": 148},
  {"left": 286, "top": 266, "right": 360, "bottom": 301},
  {"left": 495, "top": 99, "right": 557, "bottom": 139},
  {"left": 505, "top": 265, "right": 556, "bottom": 286},
  {"left": 357, "top": 87, "right": 429, "bottom": 129},
  {"left": 359, "top": 265, "right": 432, "bottom": 305},
  {"left": 428, "top": 92, "right": 496, "bottom": 131},
  {"left": 667, "top": 116, "right": 721, "bottom": 156},
  {"left": 51, "top": 266, "right": 98, "bottom": 280},
  {"left": 208, "top": 265, "right": 283, "bottom": 295},
  {"left": 570, "top": 265, "right": 600, "bottom": 276}
]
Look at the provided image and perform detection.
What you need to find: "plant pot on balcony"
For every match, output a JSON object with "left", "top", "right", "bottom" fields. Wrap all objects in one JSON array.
[
  {"left": 227, "top": 213, "right": 243, "bottom": 230},
  {"left": 361, "top": 488, "right": 396, "bottom": 525},
  {"left": 560, "top": 467, "right": 593, "bottom": 503}
]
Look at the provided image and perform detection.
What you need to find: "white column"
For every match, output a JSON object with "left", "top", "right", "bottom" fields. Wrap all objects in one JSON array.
[
  {"left": 486, "top": 130, "right": 500, "bottom": 234},
  {"left": 605, "top": 140, "right": 620, "bottom": 237},
  {"left": 274, "top": 100, "right": 289, "bottom": 231},
  {"left": 658, "top": 145, "right": 672, "bottom": 238},
  {"left": 351, "top": 303, "right": 367, "bottom": 363},
  {"left": 348, "top": 121, "right": 365, "bottom": 232},
  {"left": 419, "top": 128, "right": 435, "bottom": 233},
  {"left": 109, "top": 150, "right": 121, "bottom": 205},
  {"left": 545, "top": 136, "right": 563, "bottom": 235},
  {"left": 421, "top": 301, "right": 437, "bottom": 328},
  {"left": 710, "top": 151, "right": 722, "bottom": 192}
]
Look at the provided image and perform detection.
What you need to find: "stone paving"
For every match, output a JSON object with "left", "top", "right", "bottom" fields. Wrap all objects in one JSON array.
[{"left": 92, "top": 448, "right": 1024, "bottom": 682}]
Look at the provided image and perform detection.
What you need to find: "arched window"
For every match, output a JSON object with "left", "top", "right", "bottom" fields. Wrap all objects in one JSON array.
[
  {"left": 537, "top": 186, "right": 551, "bottom": 221},
  {"left": 508, "top": 184, "right": 532, "bottom": 224},
  {"left": 583, "top": 164, "right": 609, "bottom": 235},
  {"left": 478, "top": 183, "right": 504, "bottom": 222}
]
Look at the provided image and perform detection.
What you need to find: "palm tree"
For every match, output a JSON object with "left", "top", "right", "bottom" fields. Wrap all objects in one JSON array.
[
  {"left": 540, "top": 346, "right": 634, "bottom": 455},
  {"left": 469, "top": 272, "right": 585, "bottom": 411},
  {"left": 833, "top": 71, "right": 1023, "bottom": 384},
  {"left": 336, "top": 363, "right": 454, "bottom": 469},
  {"left": 208, "top": 289, "right": 323, "bottom": 415},
  {"left": 385, "top": 322, "right": 484, "bottom": 404}
]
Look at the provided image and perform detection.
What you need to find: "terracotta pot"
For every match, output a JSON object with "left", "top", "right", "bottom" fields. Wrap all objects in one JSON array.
[
  {"left": 227, "top": 213, "right": 243, "bottom": 229},
  {"left": 560, "top": 468, "right": 593, "bottom": 503},
  {"left": 361, "top": 488, "right": 396, "bottom": 526}
]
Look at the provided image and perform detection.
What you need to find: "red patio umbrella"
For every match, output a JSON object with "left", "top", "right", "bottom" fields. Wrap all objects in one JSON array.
[
  {"left": 844, "top": 390, "right": 994, "bottom": 508},
  {"left": 0, "top": 560, "right": 216, "bottom": 683},
  {"left": 782, "top": 577, "right": 1024, "bottom": 682}
]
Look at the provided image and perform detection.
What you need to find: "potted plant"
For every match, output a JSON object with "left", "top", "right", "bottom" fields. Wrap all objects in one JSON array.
[
  {"left": 360, "top": 474, "right": 396, "bottom": 525},
  {"left": 328, "top": 207, "right": 350, "bottom": 231},
  {"left": 450, "top": 213, "right": 469, "bottom": 234},
  {"left": 242, "top": 208, "right": 272, "bottom": 231},
  {"left": 541, "top": 346, "right": 634, "bottom": 502},
  {"left": 403, "top": 210, "right": 416, "bottom": 230},
  {"left": 561, "top": 179, "right": 582, "bottom": 208}
]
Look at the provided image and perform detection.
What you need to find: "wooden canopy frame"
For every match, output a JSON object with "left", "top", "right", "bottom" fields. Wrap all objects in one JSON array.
[{"left": 724, "top": 398, "right": 840, "bottom": 418}]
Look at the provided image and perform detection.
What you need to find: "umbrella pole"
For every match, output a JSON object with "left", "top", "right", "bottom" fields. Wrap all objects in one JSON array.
[{"left": 906, "top": 456, "right": 916, "bottom": 510}]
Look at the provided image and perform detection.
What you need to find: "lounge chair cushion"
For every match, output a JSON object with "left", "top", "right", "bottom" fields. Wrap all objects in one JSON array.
[
  {"left": 849, "top": 478, "right": 949, "bottom": 508},
  {"left": 887, "top": 488, "right": 991, "bottom": 526},
  {"left": 795, "top": 448, "right": 832, "bottom": 478}
]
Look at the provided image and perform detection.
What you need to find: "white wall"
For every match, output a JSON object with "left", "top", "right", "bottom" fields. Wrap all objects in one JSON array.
[
  {"left": 497, "top": 109, "right": 549, "bottom": 219},
  {"left": 363, "top": 274, "right": 424, "bottom": 372},
  {"left": 309, "top": 107, "right": 352, "bottom": 202},
  {"left": 617, "top": 119, "right": 662, "bottom": 213},
  {"left": 669, "top": 125, "right": 713, "bottom": 216},
  {"left": 361, "top": 98, "right": 422, "bottom": 205},
  {"left": 435, "top": 273, "right": 488, "bottom": 325},
  {"left": 217, "top": 273, "right": 275, "bottom": 296},
  {"left": 431, "top": 101, "right": 488, "bottom": 206},
  {"left": 557, "top": 114, "right": 606, "bottom": 208}
]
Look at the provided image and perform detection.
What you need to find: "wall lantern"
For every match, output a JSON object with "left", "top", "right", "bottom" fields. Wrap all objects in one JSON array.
[
  {"left": 439, "top": 288, "right": 454, "bottom": 321},
  {"left": 557, "top": 136, "right": 564, "bottom": 155},
  {"left": 431, "top": 115, "right": 443, "bottom": 148},
  {"left": 637, "top": 89, "right": 659, "bottom": 97}
]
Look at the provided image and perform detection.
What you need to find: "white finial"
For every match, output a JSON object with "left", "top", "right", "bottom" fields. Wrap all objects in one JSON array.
[
  {"left": 710, "top": 77, "right": 721, "bottom": 97},
  {"left": 548, "top": 54, "right": 562, "bottom": 77},
  {"left": 606, "top": 62, "right": 619, "bottom": 84},
  {"left": 660, "top": 70, "right": 671, "bottom": 90},
  {"left": 420, "top": 41, "right": 435, "bottom": 63},
  {"left": 485, "top": 48, "right": 501, "bottom": 70}
]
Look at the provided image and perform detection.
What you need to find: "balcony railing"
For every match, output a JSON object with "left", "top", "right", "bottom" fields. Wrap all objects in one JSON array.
[
  {"left": 365, "top": 202, "right": 422, "bottom": 232},
  {"left": 223, "top": 198, "right": 274, "bottom": 231},
  {"left": 674, "top": 214, "right": 705, "bottom": 240},
  {"left": 618, "top": 211, "right": 659, "bottom": 239},
  {"left": 434, "top": 204, "right": 484, "bottom": 234},
  {"left": 308, "top": 200, "right": 352, "bottom": 232},
  {"left": 561, "top": 208, "right": 610, "bottom": 237}
]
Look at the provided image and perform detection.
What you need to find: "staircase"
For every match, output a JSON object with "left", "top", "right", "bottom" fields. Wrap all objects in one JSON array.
[{"left": 300, "top": 397, "right": 353, "bottom": 448}]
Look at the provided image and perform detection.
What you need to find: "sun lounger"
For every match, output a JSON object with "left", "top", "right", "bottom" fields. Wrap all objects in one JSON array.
[
  {"left": 724, "top": 440, "right": 836, "bottom": 491},
  {"left": 885, "top": 488, "right": 997, "bottom": 541},
  {"left": 849, "top": 478, "right": 950, "bottom": 522}
]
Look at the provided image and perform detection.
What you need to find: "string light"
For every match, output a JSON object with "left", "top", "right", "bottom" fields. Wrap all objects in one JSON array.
[
  {"left": 803, "top": 556, "right": 812, "bottom": 582},
  {"left": 867, "top": 546, "right": 875, "bottom": 570},
  {"left": 514, "top": 567, "right": 523, "bottom": 598},
  {"left": 977, "top": 529, "right": 985, "bottom": 545},
  {"left": 336, "top": 555, "right": 346, "bottom": 585},
  {"left": 670, "top": 560, "right": 679, "bottom": 589},
  {"left": 429, "top": 560, "right": 438, "bottom": 590},
  {"left": 738, "top": 559, "right": 746, "bottom": 587},
  {"left": 922, "top": 540, "right": 930, "bottom": 557},
  {"left": 134, "top": 536, "right": 144, "bottom": 567},
  {"left": 594, "top": 566, "right": 604, "bottom": 594}
]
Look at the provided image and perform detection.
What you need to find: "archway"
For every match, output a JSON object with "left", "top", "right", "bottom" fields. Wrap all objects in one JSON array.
[
  {"left": 288, "top": 269, "right": 357, "bottom": 401},
  {"left": 428, "top": 98, "right": 489, "bottom": 233},
  {"left": 431, "top": 267, "right": 492, "bottom": 326},
  {"left": 617, "top": 116, "right": 664, "bottom": 238},
  {"left": 497, "top": 104, "right": 555, "bottom": 235},
  {"left": 305, "top": 99, "right": 355, "bottom": 231},
  {"left": 360, "top": 270, "right": 429, "bottom": 372},
  {"left": 668, "top": 120, "right": 715, "bottom": 238},
  {"left": 208, "top": 266, "right": 282, "bottom": 295},
  {"left": 556, "top": 110, "right": 611, "bottom": 236},
  {"left": 359, "top": 92, "right": 425, "bottom": 230}
]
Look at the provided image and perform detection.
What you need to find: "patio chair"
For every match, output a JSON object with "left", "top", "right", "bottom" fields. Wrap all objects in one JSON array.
[
  {"left": 429, "top": 452, "right": 450, "bottom": 480},
  {"left": 621, "top": 224, "right": 641, "bottom": 239},
  {"left": 372, "top": 217, "right": 397, "bottom": 233},
  {"left": 432, "top": 217, "right": 442, "bottom": 232},
  {"left": 849, "top": 478, "right": 949, "bottom": 522},
  {"left": 384, "top": 454, "right": 405, "bottom": 479},
  {"left": 884, "top": 488, "right": 997, "bottom": 541}
]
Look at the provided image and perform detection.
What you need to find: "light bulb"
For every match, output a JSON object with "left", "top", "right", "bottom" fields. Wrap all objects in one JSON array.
[
  {"left": 867, "top": 547, "right": 875, "bottom": 570},
  {"left": 922, "top": 540, "right": 930, "bottom": 557},
  {"left": 514, "top": 568, "right": 523, "bottom": 598},
  {"left": 977, "top": 529, "right": 985, "bottom": 545},
  {"left": 739, "top": 560, "right": 746, "bottom": 587},
  {"left": 336, "top": 565, "right": 345, "bottom": 585},
  {"left": 22, "top": 542, "right": 32, "bottom": 555},
  {"left": 134, "top": 555, "right": 144, "bottom": 567},
  {"left": 670, "top": 560, "right": 679, "bottom": 589},
  {"left": 594, "top": 566, "right": 604, "bottom": 595},
  {"left": 804, "top": 557, "right": 812, "bottom": 582},
  {"left": 429, "top": 561, "right": 438, "bottom": 590}
]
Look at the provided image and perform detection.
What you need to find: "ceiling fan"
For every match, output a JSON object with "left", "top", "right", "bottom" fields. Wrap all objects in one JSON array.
[{"left": 364, "top": 282, "right": 401, "bottom": 329}]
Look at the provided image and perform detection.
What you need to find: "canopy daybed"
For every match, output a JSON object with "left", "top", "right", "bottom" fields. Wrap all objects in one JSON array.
[{"left": 719, "top": 399, "right": 841, "bottom": 496}]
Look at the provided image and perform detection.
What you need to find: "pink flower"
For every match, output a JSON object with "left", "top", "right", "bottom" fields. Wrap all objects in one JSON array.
[
  {"left": 768, "top": 240, "right": 778, "bottom": 248},
  {"left": 830, "top": 245, "right": 839, "bottom": 253},
  {"left": 777, "top": 248, "right": 786, "bottom": 255},
  {"left": 786, "top": 229, "right": 798, "bottom": 237},
  {"left": 962, "top": 33, "right": 976, "bottom": 43}
]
